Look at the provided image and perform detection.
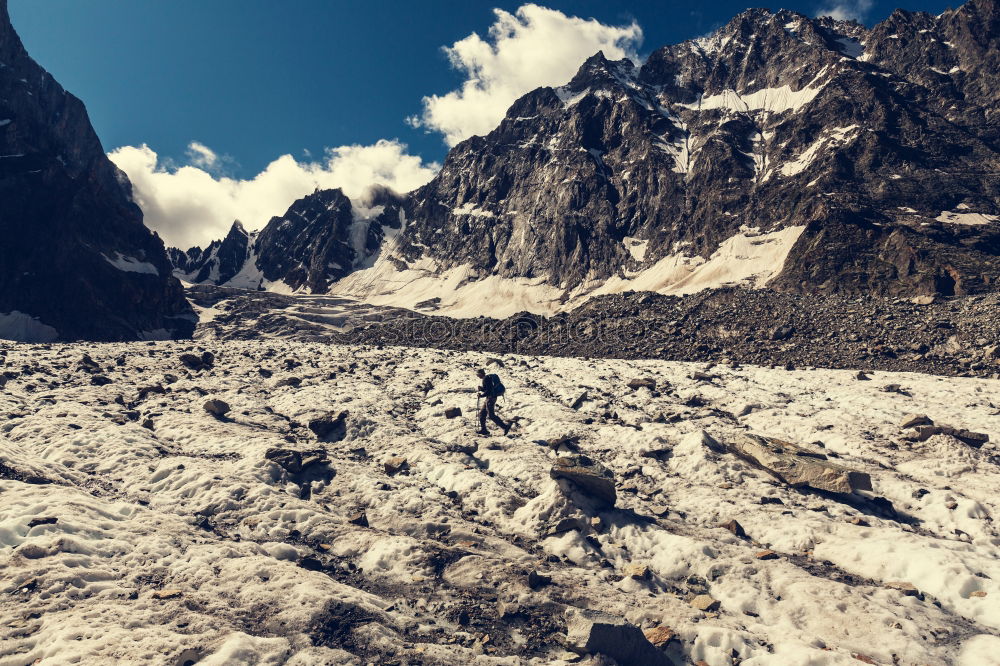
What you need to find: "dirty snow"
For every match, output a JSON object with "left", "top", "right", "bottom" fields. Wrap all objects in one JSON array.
[
  {"left": 622, "top": 237, "right": 649, "bottom": 262},
  {"left": 591, "top": 226, "right": 805, "bottom": 299},
  {"left": 452, "top": 203, "right": 496, "bottom": 219},
  {"left": 333, "top": 257, "right": 568, "bottom": 318},
  {"left": 778, "top": 126, "right": 859, "bottom": 178},
  {"left": 1, "top": 341, "right": 998, "bottom": 665},
  {"left": 835, "top": 37, "right": 864, "bottom": 59}
]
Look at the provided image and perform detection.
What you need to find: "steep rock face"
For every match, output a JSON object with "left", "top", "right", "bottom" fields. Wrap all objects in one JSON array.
[
  {"left": 254, "top": 189, "right": 358, "bottom": 293},
  {"left": 253, "top": 186, "right": 404, "bottom": 292},
  {"left": 0, "top": 0, "right": 194, "bottom": 341},
  {"left": 170, "top": 221, "right": 251, "bottom": 285},
  {"left": 390, "top": 3, "right": 1000, "bottom": 300},
  {"left": 863, "top": 0, "right": 1000, "bottom": 144}
]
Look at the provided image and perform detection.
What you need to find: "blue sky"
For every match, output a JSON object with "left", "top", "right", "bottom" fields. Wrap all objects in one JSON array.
[{"left": 9, "top": 0, "right": 954, "bottom": 247}]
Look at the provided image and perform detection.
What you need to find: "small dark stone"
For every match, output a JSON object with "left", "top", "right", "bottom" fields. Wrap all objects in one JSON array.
[
  {"left": 308, "top": 411, "right": 348, "bottom": 442},
  {"left": 298, "top": 557, "right": 323, "bottom": 571},
  {"left": 203, "top": 399, "right": 230, "bottom": 417},
  {"left": 527, "top": 570, "right": 552, "bottom": 590},
  {"left": 348, "top": 511, "right": 369, "bottom": 527},
  {"left": 720, "top": 519, "right": 747, "bottom": 539},
  {"left": 27, "top": 517, "right": 57, "bottom": 528}
]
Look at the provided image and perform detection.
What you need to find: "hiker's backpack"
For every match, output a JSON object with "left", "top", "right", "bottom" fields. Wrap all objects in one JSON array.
[{"left": 484, "top": 373, "right": 506, "bottom": 398}]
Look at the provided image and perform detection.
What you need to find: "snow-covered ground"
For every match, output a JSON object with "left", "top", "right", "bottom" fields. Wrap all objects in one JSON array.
[{"left": 1, "top": 341, "right": 999, "bottom": 665}]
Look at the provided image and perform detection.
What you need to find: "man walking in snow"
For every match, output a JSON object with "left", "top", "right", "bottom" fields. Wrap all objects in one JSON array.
[{"left": 476, "top": 368, "right": 512, "bottom": 436}]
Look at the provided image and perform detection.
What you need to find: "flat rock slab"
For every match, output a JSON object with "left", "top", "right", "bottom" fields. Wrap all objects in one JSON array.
[
  {"left": 724, "top": 433, "right": 873, "bottom": 494},
  {"left": 690, "top": 594, "right": 720, "bottom": 612},
  {"left": 644, "top": 625, "right": 676, "bottom": 648},
  {"left": 627, "top": 378, "right": 657, "bottom": 390},
  {"left": 264, "top": 447, "right": 329, "bottom": 475},
  {"left": 900, "top": 413, "right": 934, "bottom": 429},
  {"left": 550, "top": 455, "right": 616, "bottom": 506},
  {"left": 565, "top": 608, "right": 674, "bottom": 665}
]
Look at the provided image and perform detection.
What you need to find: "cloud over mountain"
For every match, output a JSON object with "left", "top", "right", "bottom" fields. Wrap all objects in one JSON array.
[
  {"left": 816, "top": 0, "right": 874, "bottom": 22},
  {"left": 409, "top": 3, "right": 642, "bottom": 146},
  {"left": 108, "top": 4, "right": 645, "bottom": 248},
  {"left": 109, "top": 140, "right": 437, "bottom": 249}
]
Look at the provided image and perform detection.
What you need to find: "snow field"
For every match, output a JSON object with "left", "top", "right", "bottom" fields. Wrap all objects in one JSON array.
[{"left": 0, "top": 341, "right": 998, "bottom": 665}]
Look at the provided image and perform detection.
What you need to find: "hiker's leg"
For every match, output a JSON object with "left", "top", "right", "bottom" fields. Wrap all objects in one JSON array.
[
  {"left": 487, "top": 397, "right": 506, "bottom": 428},
  {"left": 478, "top": 402, "right": 489, "bottom": 432}
]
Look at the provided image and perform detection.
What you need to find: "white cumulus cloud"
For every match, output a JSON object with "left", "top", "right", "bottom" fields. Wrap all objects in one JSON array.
[
  {"left": 409, "top": 3, "right": 642, "bottom": 147},
  {"left": 185, "top": 141, "right": 221, "bottom": 171},
  {"left": 816, "top": 0, "right": 874, "bottom": 22},
  {"left": 109, "top": 140, "right": 438, "bottom": 250}
]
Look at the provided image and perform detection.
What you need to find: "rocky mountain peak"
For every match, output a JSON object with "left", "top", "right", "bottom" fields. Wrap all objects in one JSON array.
[
  {"left": 246, "top": 187, "right": 403, "bottom": 293},
  {"left": 566, "top": 51, "right": 636, "bottom": 92},
  {"left": 171, "top": 219, "right": 252, "bottom": 286}
]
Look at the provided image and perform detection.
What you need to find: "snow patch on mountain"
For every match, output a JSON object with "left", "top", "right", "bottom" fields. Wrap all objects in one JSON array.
[
  {"left": 0, "top": 310, "right": 59, "bottom": 342},
  {"left": 936, "top": 211, "right": 999, "bottom": 226},
  {"left": 330, "top": 226, "right": 804, "bottom": 318},
  {"left": 591, "top": 226, "right": 806, "bottom": 299},
  {"left": 333, "top": 258, "right": 567, "bottom": 318},
  {"left": 220, "top": 246, "right": 265, "bottom": 291},
  {"left": 101, "top": 252, "right": 160, "bottom": 275},
  {"left": 452, "top": 203, "right": 497, "bottom": 219},
  {"left": 680, "top": 84, "right": 823, "bottom": 115},
  {"left": 623, "top": 237, "right": 649, "bottom": 261},
  {"left": 778, "top": 125, "right": 859, "bottom": 178}
]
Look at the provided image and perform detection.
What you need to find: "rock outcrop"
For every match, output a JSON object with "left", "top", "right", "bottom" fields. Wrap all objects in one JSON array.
[
  {"left": 564, "top": 607, "right": 675, "bottom": 665},
  {"left": 550, "top": 454, "right": 617, "bottom": 506}
]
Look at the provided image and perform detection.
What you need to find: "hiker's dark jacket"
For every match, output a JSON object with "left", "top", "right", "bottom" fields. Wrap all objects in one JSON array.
[{"left": 480, "top": 375, "right": 500, "bottom": 398}]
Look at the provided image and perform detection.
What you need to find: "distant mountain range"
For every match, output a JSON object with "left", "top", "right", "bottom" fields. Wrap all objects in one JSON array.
[
  {"left": 2, "top": 0, "right": 999, "bottom": 341},
  {"left": 171, "top": 0, "right": 1000, "bottom": 320},
  {"left": 0, "top": 0, "right": 194, "bottom": 342}
]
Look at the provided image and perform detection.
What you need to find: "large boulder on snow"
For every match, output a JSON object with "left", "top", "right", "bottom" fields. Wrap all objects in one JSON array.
[
  {"left": 725, "top": 434, "right": 873, "bottom": 494},
  {"left": 550, "top": 455, "right": 616, "bottom": 506},
  {"left": 564, "top": 607, "right": 674, "bottom": 665}
]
